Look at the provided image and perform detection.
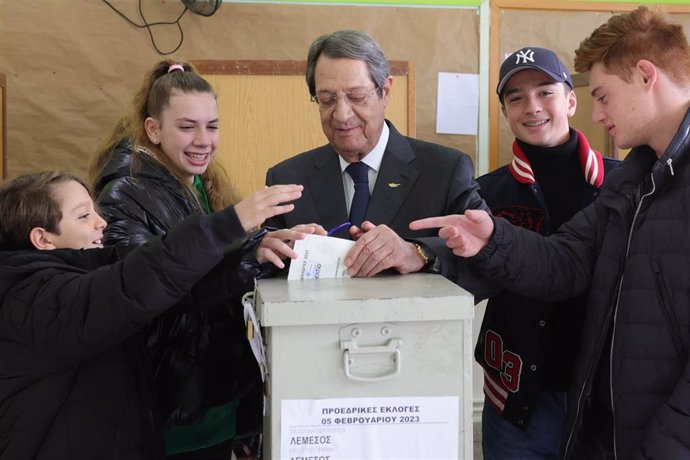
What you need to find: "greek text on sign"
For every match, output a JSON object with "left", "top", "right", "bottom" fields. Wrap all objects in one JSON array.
[{"left": 281, "top": 396, "right": 459, "bottom": 459}]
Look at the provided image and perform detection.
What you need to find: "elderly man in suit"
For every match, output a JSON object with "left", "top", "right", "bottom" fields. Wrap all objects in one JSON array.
[{"left": 264, "top": 29, "right": 488, "bottom": 278}]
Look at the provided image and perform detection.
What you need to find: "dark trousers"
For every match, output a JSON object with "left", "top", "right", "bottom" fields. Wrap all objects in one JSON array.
[{"left": 482, "top": 390, "right": 566, "bottom": 459}]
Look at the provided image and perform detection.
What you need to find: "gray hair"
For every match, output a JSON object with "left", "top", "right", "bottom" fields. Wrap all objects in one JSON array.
[{"left": 306, "top": 30, "right": 390, "bottom": 97}]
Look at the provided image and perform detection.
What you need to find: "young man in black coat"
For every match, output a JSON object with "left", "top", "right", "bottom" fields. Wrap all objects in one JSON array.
[{"left": 0, "top": 171, "right": 301, "bottom": 460}]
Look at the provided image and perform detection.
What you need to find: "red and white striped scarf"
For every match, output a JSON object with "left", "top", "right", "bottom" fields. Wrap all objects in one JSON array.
[{"left": 508, "top": 130, "right": 604, "bottom": 187}]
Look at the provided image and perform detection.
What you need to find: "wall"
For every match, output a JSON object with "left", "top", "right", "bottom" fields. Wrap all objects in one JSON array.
[{"left": 0, "top": 1, "right": 478, "bottom": 180}]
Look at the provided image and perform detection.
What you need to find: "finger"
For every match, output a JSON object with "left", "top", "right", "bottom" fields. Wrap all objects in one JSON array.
[
  {"left": 444, "top": 236, "right": 463, "bottom": 249},
  {"left": 267, "top": 236, "right": 300, "bottom": 258},
  {"left": 266, "top": 190, "right": 302, "bottom": 207},
  {"left": 349, "top": 225, "right": 364, "bottom": 241},
  {"left": 264, "top": 229, "right": 289, "bottom": 240},
  {"left": 272, "top": 243, "right": 299, "bottom": 260},
  {"left": 258, "top": 237, "right": 300, "bottom": 265},
  {"left": 265, "top": 251, "right": 286, "bottom": 269},
  {"left": 259, "top": 185, "right": 303, "bottom": 205},
  {"left": 290, "top": 230, "right": 310, "bottom": 241},
  {"left": 264, "top": 183, "right": 304, "bottom": 194},
  {"left": 358, "top": 240, "right": 396, "bottom": 277},
  {"left": 266, "top": 203, "right": 296, "bottom": 218},
  {"left": 409, "top": 216, "right": 447, "bottom": 231},
  {"left": 248, "top": 203, "right": 297, "bottom": 231},
  {"left": 348, "top": 253, "right": 368, "bottom": 277},
  {"left": 310, "top": 224, "right": 327, "bottom": 236},
  {"left": 361, "top": 259, "right": 387, "bottom": 277},
  {"left": 345, "top": 242, "right": 368, "bottom": 273},
  {"left": 438, "top": 226, "right": 454, "bottom": 240},
  {"left": 453, "top": 247, "right": 469, "bottom": 257},
  {"left": 360, "top": 221, "right": 376, "bottom": 231},
  {"left": 256, "top": 247, "right": 285, "bottom": 268},
  {"left": 348, "top": 231, "right": 386, "bottom": 276},
  {"left": 358, "top": 244, "right": 393, "bottom": 277},
  {"left": 446, "top": 236, "right": 473, "bottom": 257},
  {"left": 292, "top": 224, "right": 322, "bottom": 235},
  {"left": 357, "top": 230, "right": 387, "bottom": 253},
  {"left": 271, "top": 228, "right": 309, "bottom": 241},
  {"left": 465, "top": 209, "right": 489, "bottom": 223}
]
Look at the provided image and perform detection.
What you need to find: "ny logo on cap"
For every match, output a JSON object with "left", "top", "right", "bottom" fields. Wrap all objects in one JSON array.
[{"left": 515, "top": 49, "right": 535, "bottom": 64}]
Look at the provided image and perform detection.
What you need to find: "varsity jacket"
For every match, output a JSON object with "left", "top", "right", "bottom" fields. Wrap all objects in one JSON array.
[{"left": 475, "top": 129, "right": 618, "bottom": 429}]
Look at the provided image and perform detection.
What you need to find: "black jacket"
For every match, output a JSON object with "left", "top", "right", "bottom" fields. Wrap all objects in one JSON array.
[
  {"left": 0, "top": 207, "right": 247, "bottom": 460},
  {"left": 94, "top": 144, "right": 263, "bottom": 436},
  {"left": 475, "top": 130, "right": 618, "bottom": 429},
  {"left": 95, "top": 141, "right": 221, "bottom": 245},
  {"left": 471, "top": 109, "right": 690, "bottom": 459}
]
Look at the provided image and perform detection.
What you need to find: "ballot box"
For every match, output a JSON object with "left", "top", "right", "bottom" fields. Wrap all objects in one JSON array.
[{"left": 254, "top": 273, "right": 474, "bottom": 460}]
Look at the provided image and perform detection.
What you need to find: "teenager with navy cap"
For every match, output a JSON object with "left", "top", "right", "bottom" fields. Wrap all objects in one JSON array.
[{"left": 474, "top": 46, "right": 618, "bottom": 458}]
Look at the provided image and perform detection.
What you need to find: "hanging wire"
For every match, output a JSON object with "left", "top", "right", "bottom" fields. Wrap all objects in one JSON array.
[{"left": 102, "top": 0, "right": 188, "bottom": 55}]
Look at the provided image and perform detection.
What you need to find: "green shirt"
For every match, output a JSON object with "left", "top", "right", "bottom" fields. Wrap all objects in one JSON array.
[
  {"left": 164, "top": 401, "right": 239, "bottom": 454},
  {"left": 193, "top": 175, "right": 212, "bottom": 213}
]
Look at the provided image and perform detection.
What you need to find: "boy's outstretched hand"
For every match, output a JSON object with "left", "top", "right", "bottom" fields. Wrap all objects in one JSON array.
[
  {"left": 234, "top": 184, "right": 303, "bottom": 233},
  {"left": 409, "top": 209, "right": 494, "bottom": 257}
]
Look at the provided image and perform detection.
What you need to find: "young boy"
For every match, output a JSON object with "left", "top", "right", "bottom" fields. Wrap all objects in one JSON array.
[
  {"left": 0, "top": 172, "right": 301, "bottom": 460},
  {"left": 475, "top": 47, "right": 618, "bottom": 459}
]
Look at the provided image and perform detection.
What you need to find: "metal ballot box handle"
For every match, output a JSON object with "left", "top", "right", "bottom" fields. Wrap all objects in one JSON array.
[{"left": 339, "top": 323, "right": 402, "bottom": 382}]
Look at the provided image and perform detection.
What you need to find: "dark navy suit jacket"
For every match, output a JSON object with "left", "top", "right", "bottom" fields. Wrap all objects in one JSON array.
[{"left": 265, "top": 120, "right": 488, "bottom": 278}]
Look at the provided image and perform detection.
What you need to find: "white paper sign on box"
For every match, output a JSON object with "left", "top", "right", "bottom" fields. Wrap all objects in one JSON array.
[{"left": 281, "top": 396, "right": 459, "bottom": 460}]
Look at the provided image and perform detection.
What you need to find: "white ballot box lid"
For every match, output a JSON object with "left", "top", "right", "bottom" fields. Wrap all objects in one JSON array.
[{"left": 255, "top": 273, "right": 473, "bottom": 327}]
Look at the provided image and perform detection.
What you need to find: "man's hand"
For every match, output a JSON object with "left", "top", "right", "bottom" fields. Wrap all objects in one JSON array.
[
  {"left": 345, "top": 221, "right": 426, "bottom": 277},
  {"left": 256, "top": 223, "right": 327, "bottom": 268},
  {"left": 409, "top": 210, "right": 493, "bottom": 257}
]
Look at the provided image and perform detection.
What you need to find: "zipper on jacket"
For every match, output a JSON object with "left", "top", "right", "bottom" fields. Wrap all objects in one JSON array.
[
  {"left": 652, "top": 263, "right": 688, "bottom": 362},
  {"left": 562, "top": 292, "right": 617, "bottom": 458},
  {"left": 563, "top": 173, "right": 656, "bottom": 460},
  {"left": 611, "top": 174, "right": 656, "bottom": 459},
  {"left": 608, "top": 278, "right": 624, "bottom": 460},
  {"left": 136, "top": 144, "right": 208, "bottom": 214}
]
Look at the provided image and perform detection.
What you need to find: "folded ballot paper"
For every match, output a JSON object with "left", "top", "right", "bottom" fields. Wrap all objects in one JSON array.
[{"left": 287, "top": 234, "right": 355, "bottom": 280}]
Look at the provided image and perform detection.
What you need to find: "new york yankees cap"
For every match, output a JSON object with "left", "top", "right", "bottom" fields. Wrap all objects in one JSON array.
[{"left": 497, "top": 47, "right": 573, "bottom": 97}]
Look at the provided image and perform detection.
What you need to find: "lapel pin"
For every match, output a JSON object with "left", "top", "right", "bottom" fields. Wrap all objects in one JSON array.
[{"left": 388, "top": 183, "right": 401, "bottom": 188}]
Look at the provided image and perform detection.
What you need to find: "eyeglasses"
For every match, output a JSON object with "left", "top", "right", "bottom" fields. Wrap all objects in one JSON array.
[{"left": 311, "top": 87, "right": 379, "bottom": 110}]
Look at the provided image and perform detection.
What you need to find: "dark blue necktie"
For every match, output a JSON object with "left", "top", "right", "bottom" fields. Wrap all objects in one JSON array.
[{"left": 346, "top": 162, "right": 370, "bottom": 227}]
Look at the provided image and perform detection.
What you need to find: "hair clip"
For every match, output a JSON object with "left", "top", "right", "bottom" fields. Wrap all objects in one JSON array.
[{"left": 168, "top": 64, "right": 185, "bottom": 74}]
